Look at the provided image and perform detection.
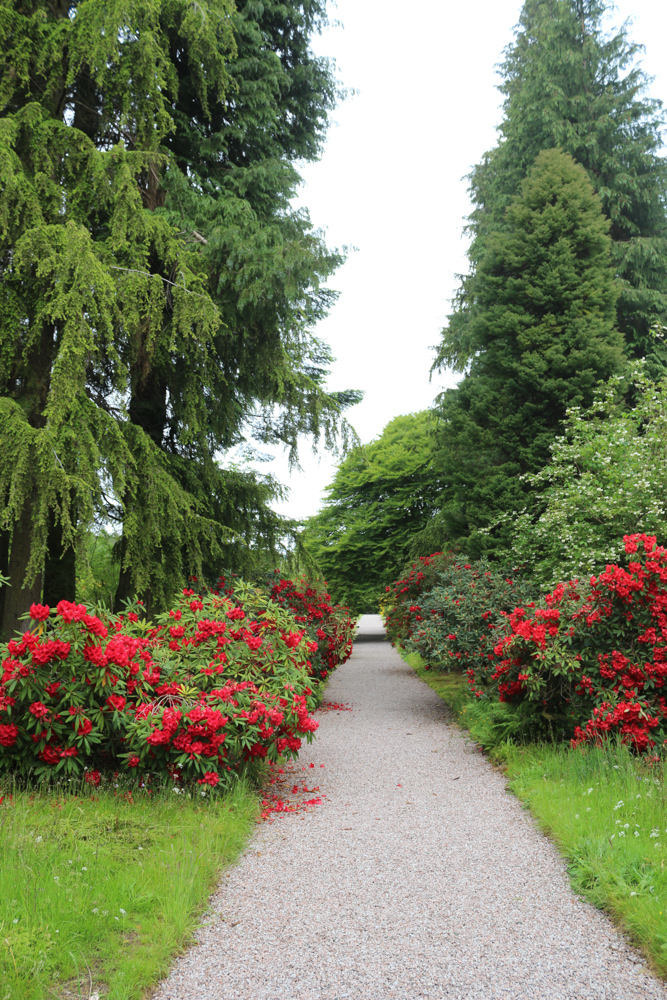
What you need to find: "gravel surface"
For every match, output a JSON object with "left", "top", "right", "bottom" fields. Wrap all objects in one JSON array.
[{"left": 152, "top": 615, "right": 667, "bottom": 1000}]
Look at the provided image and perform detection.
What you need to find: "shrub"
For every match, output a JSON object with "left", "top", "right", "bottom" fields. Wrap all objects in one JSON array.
[
  {"left": 505, "top": 367, "right": 667, "bottom": 588},
  {"left": 212, "top": 571, "right": 356, "bottom": 686},
  {"left": 263, "top": 572, "right": 355, "bottom": 683},
  {"left": 467, "top": 534, "right": 667, "bottom": 750},
  {"left": 403, "top": 560, "right": 538, "bottom": 671},
  {"left": 0, "top": 582, "right": 336, "bottom": 788},
  {"left": 382, "top": 552, "right": 453, "bottom": 646}
]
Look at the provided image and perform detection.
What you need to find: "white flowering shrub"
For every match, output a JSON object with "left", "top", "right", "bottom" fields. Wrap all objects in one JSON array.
[{"left": 508, "top": 364, "right": 667, "bottom": 585}]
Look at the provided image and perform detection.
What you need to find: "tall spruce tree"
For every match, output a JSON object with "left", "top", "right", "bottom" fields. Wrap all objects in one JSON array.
[
  {"left": 429, "top": 149, "right": 625, "bottom": 554},
  {"left": 436, "top": 0, "right": 667, "bottom": 375},
  {"left": 0, "top": 0, "right": 357, "bottom": 635}
]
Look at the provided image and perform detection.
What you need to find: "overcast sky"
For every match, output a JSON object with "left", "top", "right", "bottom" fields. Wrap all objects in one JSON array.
[{"left": 245, "top": 0, "right": 667, "bottom": 521}]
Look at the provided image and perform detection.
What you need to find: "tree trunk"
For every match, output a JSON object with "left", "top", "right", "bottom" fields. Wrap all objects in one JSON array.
[
  {"left": 113, "top": 532, "right": 132, "bottom": 613},
  {"left": 114, "top": 368, "right": 169, "bottom": 614},
  {"left": 1, "top": 497, "right": 43, "bottom": 639},
  {"left": 0, "top": 530, "right": 9, "bottom": 626},
  {"left": 43, "top": 516, "right": 76, "bottom": 607}
]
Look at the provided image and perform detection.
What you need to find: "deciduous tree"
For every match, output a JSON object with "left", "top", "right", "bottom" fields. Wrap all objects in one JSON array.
[{"left": 304, "top": 412, "right": 442, "bottom": 612}]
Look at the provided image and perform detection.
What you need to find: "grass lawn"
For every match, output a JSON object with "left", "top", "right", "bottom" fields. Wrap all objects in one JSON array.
[
  {"left": 0, "top": 777, "right": 258, "bottom": 1000},
  {"left": 406, "top": 648, "right": 667, "bottom": 977}
]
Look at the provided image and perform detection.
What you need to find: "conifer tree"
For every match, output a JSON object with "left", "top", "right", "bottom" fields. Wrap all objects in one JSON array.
[
  {"left": 430, "top": 149, "right": 625, "bottom": 554},
  {"left": 0, "top": 0, "right": 357, "bottom": 635},
  {"left": 437, "top": 0, "right": 667, "bottom": 374}
]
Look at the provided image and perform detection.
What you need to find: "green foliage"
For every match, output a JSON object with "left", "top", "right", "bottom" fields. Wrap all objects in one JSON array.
[
  {"left": 0, "top": 0, "right": 359, "bottom": 633},
  {"left": 437, "top": 0, "right": 667, "bottom": 375},
  {"left": 428, "top": 149, "right": 625, "bottom": 555},
  {"left": 303, "top": 412, "right": 442, "bottom": 613},
  {"left": 464, "top": 534, "right": 667, "bottom": 751},
  {"left": 0, "top": 587, "right": 327, "bottom": 784},
  {"left": 0, "top": 778, "right": 257, "bottom": 1000},
  {"left": 507, "top": 364, "right": 667, "bottom": 585},
  {"left": 257, "top": 571, "right": 356, "bottom": 683},
  {"left": 76, "top": 529, "right": 121, "bottom": 608},
  {"left": 402, "top": 559, "right": 539, "bottom": 672}
]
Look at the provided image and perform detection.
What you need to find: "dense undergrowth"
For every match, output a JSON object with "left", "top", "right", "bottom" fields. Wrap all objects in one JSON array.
[
  {"left": 386, "top": 535, "right": 667, "bottom": 751},
  {"left": 0, "top": 573, "right": 354, "bottom": 788}
]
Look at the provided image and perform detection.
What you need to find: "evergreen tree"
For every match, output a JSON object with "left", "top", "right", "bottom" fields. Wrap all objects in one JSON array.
[
  {"left": 429, "top": 149, "right": 625, "bottom": 555},
  {"left": 0, "top": 0, "right": 357, "bottom": 635},
  {"left": 437, "top": 0, "right": 667, "bottom": 374},
  {"left": 303, "top": 412, "right": 442, "bottom": 613}
]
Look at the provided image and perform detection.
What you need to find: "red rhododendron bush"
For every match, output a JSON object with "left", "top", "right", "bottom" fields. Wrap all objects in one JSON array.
[
  {"left": 264, "top": 572, "right": 355, "bottom": 682},
  {"left": 382, "top": 552, "right": 454, "bottom": 647},
  {"left": 467, "top": 535, "right": 667, "bottom": 751},
  {"left": 0, "top": 577, "right": 353, "bottom": 787},
  {"left": 212, "top": 571, "right": 356, "bottom": 684},
  {"left": 382, "top": 555, "right": 537, "bottom": 672}
]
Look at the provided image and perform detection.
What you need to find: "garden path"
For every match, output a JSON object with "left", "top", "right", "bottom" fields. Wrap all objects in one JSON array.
[{"left": 152, "top": 615, "right": 667, "bottom": 1000}]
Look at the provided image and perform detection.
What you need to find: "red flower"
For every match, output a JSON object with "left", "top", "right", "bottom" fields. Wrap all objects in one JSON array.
[
  {"left": 146, "top": 727, "right": 171, "bottom": 746},
  {"left": 196, "top": 771, "right": 220, "bottom": 787},
  {"left": 82, "top": 614, "right": 108, "bottom": 638},
  {"left": 106, "top": 695, "right": 126, "bottom": 712},
  {"left": 29, "top": 603, "right": 50, "bottom": 621},
  {"left": 85, "top": 770, "right": 101, "bottom": 786},
  {"left": 29, "top": 701, "right": 49, "bottom": 719},
  {"left": 31, "top": 639, "right": 71, "bottom": 666},
  {"left": 0, "top": 723, "right": 19, "bottom": 747},
  {"left": 55, "top": 600, "right": 88, "bottom": 623}
]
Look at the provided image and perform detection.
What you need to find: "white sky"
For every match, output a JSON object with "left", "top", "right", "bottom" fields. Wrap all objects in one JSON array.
[{"left": 248, "top": 0, "right": 667, "bottom": 521}]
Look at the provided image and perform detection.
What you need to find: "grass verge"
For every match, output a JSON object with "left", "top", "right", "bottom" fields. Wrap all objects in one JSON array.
[
  {"left": 404, "top": 647, "right": 667, "bottom": 976},
  {"left": 0, "top": 777, "right": 258, "bottom": 1000}
]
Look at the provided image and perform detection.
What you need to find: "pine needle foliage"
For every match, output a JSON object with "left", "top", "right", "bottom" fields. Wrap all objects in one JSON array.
[
  {"left": 437, "top": 0, "right": 667, "bottom": 376},
  {"left": 0, "top": 0, "right": 358, "bottom": 634},
  {"left": 429, "top": 149, "right": 625, "bottom": 556}
]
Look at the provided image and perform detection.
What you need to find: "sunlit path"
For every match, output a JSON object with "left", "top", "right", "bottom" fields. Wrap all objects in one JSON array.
[{"left": 152, "top": 615, "right": 667, "bottom": 1000}]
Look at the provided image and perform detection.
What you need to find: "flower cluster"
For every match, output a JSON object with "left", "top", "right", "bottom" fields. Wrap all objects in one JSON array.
[{"left": 0, "top": 577, "right": 351, "bottom": 786}]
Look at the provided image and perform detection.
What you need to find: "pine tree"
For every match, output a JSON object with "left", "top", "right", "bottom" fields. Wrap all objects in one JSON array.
[
  {"left": 0, "top": 0, "right": 357, "bottom": 634},
  {"left": 437, "top": 0, "right": 667, "bottom": 375},
  {"left": 304, "top": 412, "right": 442, "bottom": 612},
  {"left": 430, "top": 149, "right": 625, "bottom": 554}
]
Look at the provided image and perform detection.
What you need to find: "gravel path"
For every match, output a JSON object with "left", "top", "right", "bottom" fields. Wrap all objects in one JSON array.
[{"left": 152, "top": 615, "right": 667, "bottom": 1000}]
